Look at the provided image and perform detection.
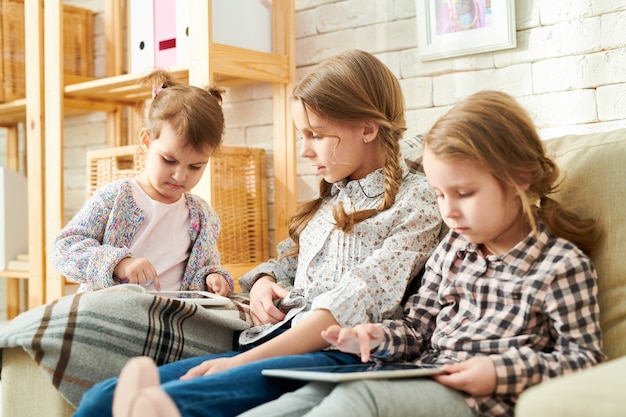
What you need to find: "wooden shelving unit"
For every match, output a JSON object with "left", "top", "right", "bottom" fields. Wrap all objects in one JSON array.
[
  {"left": 0, "top": 100, "right": 26, "bottom": 125},
  {"left": 1, "top": 0, "right": 297, "bottom": 309}
]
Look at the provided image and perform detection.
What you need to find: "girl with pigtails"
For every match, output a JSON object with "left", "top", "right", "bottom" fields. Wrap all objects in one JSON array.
[{"left": 54, "top": 69, "right": 233, "bottom": 295}]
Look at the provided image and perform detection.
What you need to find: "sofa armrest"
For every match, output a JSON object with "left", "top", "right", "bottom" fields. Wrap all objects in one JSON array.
[
  {"left": 2, "top": 347, "right": 75, "bottom": 417},
  {"left": 516, "top": 356, "right": 626, "bottom": 417}
]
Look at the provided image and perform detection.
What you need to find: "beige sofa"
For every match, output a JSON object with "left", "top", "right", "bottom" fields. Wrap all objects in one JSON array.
[
  {"left": 2, "top": 129, "right": 626, "bottom": 417},
  {"left": 516, "top": 129, "right": 626, "bottom": 416}
]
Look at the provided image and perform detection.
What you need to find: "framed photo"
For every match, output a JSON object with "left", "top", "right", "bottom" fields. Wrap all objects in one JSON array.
[{"left": 416, "top": 0, "right": 517, "bottom": 61}]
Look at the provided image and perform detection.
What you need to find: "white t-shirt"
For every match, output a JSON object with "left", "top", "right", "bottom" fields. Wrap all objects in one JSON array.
[{"left": 128, "top": 179, "right": 192, "bottom": 291}]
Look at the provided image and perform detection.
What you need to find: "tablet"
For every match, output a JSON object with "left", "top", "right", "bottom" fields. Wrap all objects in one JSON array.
[
  {"left": 262, "top": 362, "right": 445, "bottom": 382},
  {"left": 148, "top": 290, "right": 230, "bottom": 306}
]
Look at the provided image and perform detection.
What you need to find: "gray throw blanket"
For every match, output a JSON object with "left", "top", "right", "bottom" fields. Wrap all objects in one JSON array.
[{"left": 0, "top": 285, "right": 252, "bottom": 407}]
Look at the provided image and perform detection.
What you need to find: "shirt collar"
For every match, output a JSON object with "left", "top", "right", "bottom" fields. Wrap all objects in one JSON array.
[
  {"left": 453, "top": 220, "right": 550, "bottom": 276},
  {"left": 330, "top": 159, "right": 410, "bottom": 198}
]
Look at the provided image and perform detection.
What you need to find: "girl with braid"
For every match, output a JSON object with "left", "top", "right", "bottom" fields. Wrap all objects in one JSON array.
[{"left": 74, "top": 49, "right": 443, "bottom": 417}]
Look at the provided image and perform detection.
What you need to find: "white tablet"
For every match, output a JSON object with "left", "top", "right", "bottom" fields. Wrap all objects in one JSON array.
[
  {"left": 262, "top": 362, "right": 445, "bottom": 382},
  {"left": 148, "top": 290, "right": 230, "bottom": 307}
]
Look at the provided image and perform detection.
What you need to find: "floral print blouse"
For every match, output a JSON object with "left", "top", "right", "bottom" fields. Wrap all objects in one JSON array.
[{"left": 239, "top": 159, "right": 443, "bottom": 343}]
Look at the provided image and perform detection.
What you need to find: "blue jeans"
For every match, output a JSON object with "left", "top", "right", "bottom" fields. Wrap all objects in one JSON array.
[{"left": 73, "top": 349, "right": 360, "bottom": 417}]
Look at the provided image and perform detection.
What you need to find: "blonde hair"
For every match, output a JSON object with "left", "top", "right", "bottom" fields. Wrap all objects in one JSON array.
[
  {"left": 423, "top": 90, "right": 597, "bottom": 255},
  {"left": 287, "top": 49, "right": 407, "bottom": 256},
  {"left": 139, "top": 69, "right": 225, "bottom": 152}
]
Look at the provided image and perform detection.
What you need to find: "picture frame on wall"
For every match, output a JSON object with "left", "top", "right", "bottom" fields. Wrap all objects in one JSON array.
[{"left": 416, "top": 0, "right": 516, "bottom": 61}]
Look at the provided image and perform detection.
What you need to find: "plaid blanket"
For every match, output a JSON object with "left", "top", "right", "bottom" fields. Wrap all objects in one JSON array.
[{"left": 0, "top": 285, "right": 252, "bottom": 407}]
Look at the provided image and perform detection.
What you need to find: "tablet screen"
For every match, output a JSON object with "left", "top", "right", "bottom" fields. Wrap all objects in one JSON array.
[
  {"left": 148, "top": 290, "right": 230, "bottom": 306},
  {"left": 262, "top": 362, "right": 444, "bottom": 382}
]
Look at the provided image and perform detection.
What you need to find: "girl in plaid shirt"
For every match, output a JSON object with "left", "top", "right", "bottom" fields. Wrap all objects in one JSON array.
[{"left": 239, "top": 90, "right": 607, "bottom": 417}]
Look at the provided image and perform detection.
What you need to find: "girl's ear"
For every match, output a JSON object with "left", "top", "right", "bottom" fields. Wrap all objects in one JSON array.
[
  {"left": 139, "top": 129, "right": 151, "bottom": 150},
  {"left": 362, "top": 121, "right": 379, "bottom": 143},
  {"left": 515, "top": 171, "right": 532, "bottom": 192}
]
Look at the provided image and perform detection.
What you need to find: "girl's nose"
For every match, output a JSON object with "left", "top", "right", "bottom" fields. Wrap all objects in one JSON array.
[
  {"left": 440, "top": 199, "right": 458, "bottom": 219},
  {"left": 172, "top": 167, "right": 186, "bottom": 182},
  {"left": 300, "top": 140, "right": 315, "bottom": 159}
]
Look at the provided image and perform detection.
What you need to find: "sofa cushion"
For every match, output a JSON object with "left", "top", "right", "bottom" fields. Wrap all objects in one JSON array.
[
  {"left": 544, "top": 129, "right": 626, "bottom": 360},
  {"left": 516, "top": 354, "right": 626, "bottom": 417}
]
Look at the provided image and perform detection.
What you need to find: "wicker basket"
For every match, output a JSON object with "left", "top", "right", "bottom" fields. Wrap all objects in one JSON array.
[
  {"left": 211, "top": 146, "right": 269, "bottom": 265},
  {"left": 0, "top": 0, "right": 93, "bottom": 102},
  {"left": 86, "top": 145, "right": 269, "bottom": 273},
  {"left": 86, "top": 145, "right": 146, "bottom": 197}
]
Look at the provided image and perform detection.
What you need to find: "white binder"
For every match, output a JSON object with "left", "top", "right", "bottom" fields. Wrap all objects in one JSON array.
[{"left": 129, "top": 0, "right": 155, "bottom": 74}]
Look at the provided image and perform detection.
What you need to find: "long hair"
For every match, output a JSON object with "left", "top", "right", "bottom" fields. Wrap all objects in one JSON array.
[
  {"left": 423, "top": 90, "right": 598, "bottom": 255},
  {"left": 287, "top": 50, "right": 407, "bottom": 256},
  {"left": 139, "top": 69, "right": 225, "bottom": 153}
]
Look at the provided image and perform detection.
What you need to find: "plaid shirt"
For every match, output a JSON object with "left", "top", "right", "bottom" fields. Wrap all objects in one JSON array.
[{"left": 374, "top": 221, "right": 606, "bottom": 417}]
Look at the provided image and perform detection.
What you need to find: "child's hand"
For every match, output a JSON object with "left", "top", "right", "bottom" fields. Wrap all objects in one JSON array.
[
  {"left": 321, "top": 324, "right": 385, "bottom": 362},
  {"left": 249, "top": 276, "right": 289, "bottom": 326},
  {"left": 114, "top": 257, "right": 160, "bottom": 290},
  {"left": 205, "top": 273, "right": 231, "bottom": 296},
  {"left": 179, "top": 355, "right": 244, "bottom": 380},
  {"left": 433, "top": 356, "right": 497, "bottom": 396}
]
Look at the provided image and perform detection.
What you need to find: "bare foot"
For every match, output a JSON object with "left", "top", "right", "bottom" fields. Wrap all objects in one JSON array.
[
  {"left": 125, "top": 386, "right": 182, "bottom": 417},
  {"left": 112, "top": 357, "right": 165, "bottom": 417}
]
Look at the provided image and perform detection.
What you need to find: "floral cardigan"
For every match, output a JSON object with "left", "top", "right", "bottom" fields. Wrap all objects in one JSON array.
[{"left": 53, "top": 179, "right": 233, "bottom": 292}]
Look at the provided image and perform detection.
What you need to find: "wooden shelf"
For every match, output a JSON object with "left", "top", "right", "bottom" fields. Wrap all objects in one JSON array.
[
  {"left": 207, "top": 43, "right": 290, "bottom": 85},
  {"left": 0, "top": 74, "right": 93, "bottom": 124},
  {"left": 0, "top": 270, "right": 29, "bottom": 279},
  {"left": 0, "top": 99, "right": 26, "bottom": 126},
  {"left": 63, "top": 66, "right": 188, "bottom": 111},
  {"left": 0, "top": 41, "right": 290, "bottom": 123},
  {"left": 63, "top": 46, "right": 288, "bottom": 105}
]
